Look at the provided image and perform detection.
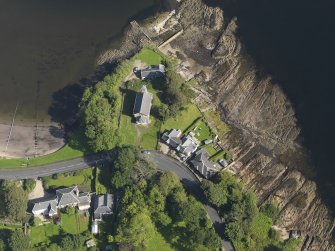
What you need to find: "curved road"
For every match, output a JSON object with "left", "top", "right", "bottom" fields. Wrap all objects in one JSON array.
[
  {"left": 0, "top": 151, "right": 234, "bottom": 251},
  {"left": 145, "top": 151, "right": 234, "bottom": 251}
]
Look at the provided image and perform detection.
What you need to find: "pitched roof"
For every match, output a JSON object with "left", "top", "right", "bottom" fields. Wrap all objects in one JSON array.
[
  {"left": 94, "top": 194, "right": 113, "bottom": 220},
  {"left": 176, "top": 133, "right": 199, "bottom": 156},
  {"left": 133, "top": 92, "right": 153, "bottom": 116},
  {"left": 32, "top": 199, "right": 58, "bottom": 214},
  {"left": 56, "top": 186, "right": 79, "bottom": 207},
  {"left": 78, "top": 192, "right": 91, "bottom": 206},
  {"left": 162, "top": 129, "right": 182, "bottom": 147},
  {"left": 190, "top": 149, "right": 218, "bottom": 178},
  {"left": 140, "top": 64, "right": 166, "bottom": 79}
]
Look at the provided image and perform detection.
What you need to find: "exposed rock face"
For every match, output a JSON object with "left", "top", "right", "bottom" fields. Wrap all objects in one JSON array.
[{"left": 173, "top": 0, "right": 335, "bottom": 250}]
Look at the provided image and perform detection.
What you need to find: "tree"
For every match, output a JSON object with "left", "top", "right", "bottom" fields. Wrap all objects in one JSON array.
[
  {"left": 110, "top": 147, "right": 138, "bottom": 189},
  {"left": 9, "top": 230, "right": 30, "bottom": 251},
  {"left": 72, "top": 234, "right": 84, "bottom": 249},
  {"left": 202, "top": 179, "right": 228, "bottom": 208},
  {"left": 23, "top": 179, "right": 36, "bottom": 193},
  {"left": 156, "top": 171, "right": 181, "bottom": 196},
  {"left": 115, "top": 209, "right": 156, "bottom": 248},
  {"left": 4, "top": 183, "right": 28, "bottom": 222},
  {"left": 60, "top": 235, "right": 74, "bottom": 251},
  {"left": 0, "top": 240, "right": 5, "bottom": 251}
]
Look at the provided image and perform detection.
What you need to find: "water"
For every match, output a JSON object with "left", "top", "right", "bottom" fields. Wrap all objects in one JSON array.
[
  {"left": 206, "top": 0, "right": 335, "bottom": 211},
  {"left": 0, "top": 0, "right": 164, "bottom": 125}
]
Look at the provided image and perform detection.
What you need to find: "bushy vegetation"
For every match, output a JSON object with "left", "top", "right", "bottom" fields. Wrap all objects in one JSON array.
[
  {"left": 202, "top": 172, "right": 300, "bottom": 250},
  {"left": 0, "top": 181, "right": 28, "bottom": 222},
  {"left": 82, "top": 60, "right": 133, "bottom": 152},
  {"left": 99, "top": 147, "right": 221, "bottom": 250}
]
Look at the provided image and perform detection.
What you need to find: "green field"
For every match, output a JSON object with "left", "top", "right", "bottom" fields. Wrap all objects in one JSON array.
[
  {"left": 44, "top": 168, "right": 93, "bottom": 190},
  {"left": 132, "top": 48, "right": 163, "bottom": 65},
  {"left": 161, "top": 104, "right": 202, "bottom": 132},
  {"left": 61, "top": 212, "right": 88, "bottom": 235},
  {"left": 30, "top": 223, "right": 61, "bottom": 246}
]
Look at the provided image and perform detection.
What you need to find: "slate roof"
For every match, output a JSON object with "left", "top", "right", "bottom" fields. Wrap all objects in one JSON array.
[
  {"left": 94, "top": 194, "right": 113, "bottom": 220},
  {"left": 190, "top": 149, "right": 218, "bottom": 178},
  {"left": 176, "top": 133, "right": 199, "bottom": 156},
  {"left": 161, "top": 129, "right": 182, "bottom": 148},
  {"left": 78, "top": 192, "right": 91, "bottom": 207},
  {"left": 140, "top": 64, "right": 166, "bottom": 80},
  {"left": 133, "top": 92, "right": 153, "bottom": 116},
  {"left": 32, "top": 199, "right": 58, "bottom": 215},
  {"left": 56, "top": 186, "right": 80, "bottom": 207}
]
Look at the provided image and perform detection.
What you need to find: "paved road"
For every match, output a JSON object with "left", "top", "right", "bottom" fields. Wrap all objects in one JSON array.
[
  {"left": 0, "top": 155, "right": 105, "bottom": 180},
  {"left": 0, "top": 151, "right": 234, "bottom": 250},
  {"left": 146, "top": 151, "right": 235, "bottom": 251}
]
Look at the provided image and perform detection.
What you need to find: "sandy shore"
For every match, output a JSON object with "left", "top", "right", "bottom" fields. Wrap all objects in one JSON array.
[{"left": 0, "top": 122, "right": 65, "bottom": 158}]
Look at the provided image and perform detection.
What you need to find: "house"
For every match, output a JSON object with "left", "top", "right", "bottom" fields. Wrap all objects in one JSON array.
[
  {"left": 93, "top": 194, "right": 114, "bottom": 221},
  {"left": 31, "top": 199, "right": 58, "bottom": 217},
  {"left": 31, "top": 186, "right": 91, "bottom": 217},
  {"left": 133, "top": 87, "right": 153, "bottom": 125},
  {"left": 161, "top": 129, "right": 182, "bottom": 148},
  {"left": 176, "top": 132, "right": 199, "bottom": 157},
  {"left": 140, "top": 64, "right": 165, "bottom": 80},
  {"left": 190, "top": 149, "right": 219, "bottom": 178}
]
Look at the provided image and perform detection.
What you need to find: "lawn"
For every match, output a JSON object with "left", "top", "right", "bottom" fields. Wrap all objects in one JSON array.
[
  {"left": 44, "top": 168, "right": 93, "bottom": 190},
  {"left": 161, "top": 104, "right": 202, "bottom": 133},
  {"left": 187, "top": 118, "right": 213, "bottom": 143},
  {"left": 146, "top": 230, "right": 175, "bottom": 251},
  {"left": 61, "top": 212, "right": 88, "bottom": 234},
  {"left": 30, "top": 223, "right": 61, "bottom": 246},
  {"left": 139, "top": 119, "right": 161, "bottom": 150},
  {"left": 132, "top": 48, "right": 163, "bottom": 65}
]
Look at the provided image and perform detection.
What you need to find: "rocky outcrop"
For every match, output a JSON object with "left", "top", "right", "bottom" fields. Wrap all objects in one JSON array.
[
  {"left": 97, "top": 0, "right": 335, "bottom": 248},
  {"left": 171, "top": 0, "right": 335, "bottom": 250}
]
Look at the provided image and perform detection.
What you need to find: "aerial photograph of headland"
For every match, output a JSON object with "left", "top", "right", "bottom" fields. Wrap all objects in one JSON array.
[{"left": 0, "top": 0, "right": 334, "bottom": 250}]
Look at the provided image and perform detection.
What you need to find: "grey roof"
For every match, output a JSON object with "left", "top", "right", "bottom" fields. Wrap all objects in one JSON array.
[
  {"left": 32, "top": 199, "right": 58, "bottom": 215},
  {"left": 161, "top": 129, "right": 182, "bottom": 148},
  {"left": 78, "top": 192, "right": 91, "bottom": 206},
  {"left": 176, "top": 134, "right": 198, "bottom": 156},
  {"left": 190, "top": 149, "right": 218, "bottom": 178},
  {"left": 56, "top": 186, "right": 79, "bottom": 207},
  {"left": 140, "top": 64, "right": 165, "bottom": 79},
  {"left": 133, "top": 92, "right": 153, "bottom": 117},
  {"left": 94, "top": 194, "right": 113, "bottom": 220}
]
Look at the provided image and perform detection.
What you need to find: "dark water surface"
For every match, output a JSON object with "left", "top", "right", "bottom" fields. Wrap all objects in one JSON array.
[
  {"left": 206, "top": 0, "right": 335, "bottom": 210},
  {"left": 0, "top": 0, "right": 162, "bottom": 124}
]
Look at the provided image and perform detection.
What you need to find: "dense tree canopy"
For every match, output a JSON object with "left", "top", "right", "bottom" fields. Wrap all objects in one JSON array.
[
  {"left": 9, "top": 230, "right": 30, "bottom": 251},
  {"left": 202, "top": 172, "right": 300, "bottom": 250},
  {"left": 0, "top": 181, "right": 28, "bottom": 222},
  {"left": 82, "top": 60, "right": 133, "bottom": 152}
]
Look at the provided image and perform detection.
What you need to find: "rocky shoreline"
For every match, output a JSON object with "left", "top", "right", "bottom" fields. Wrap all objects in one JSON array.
[{"left": 98, "top": 0, "right": 335, "bottom": 250}]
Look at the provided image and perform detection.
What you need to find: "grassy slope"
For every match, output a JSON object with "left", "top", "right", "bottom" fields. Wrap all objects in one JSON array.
[
  {"left": 132, "top": 48, "right": 163, "bottom": 65},
  {"left": 45, "top": 168, "right": 92, "bottom": 189},
  {"left": 161, "top": 104, "right": 202, "bottom": 132},
  {"left": 61, "top": 212, "right": 88, "bottom": 235}
]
